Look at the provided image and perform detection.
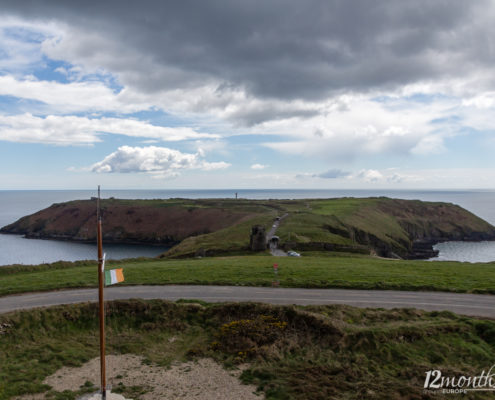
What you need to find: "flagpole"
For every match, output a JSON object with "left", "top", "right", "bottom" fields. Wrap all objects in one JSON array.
[{"left": 97, "top": 186, "right": 106, "bottom": 399}]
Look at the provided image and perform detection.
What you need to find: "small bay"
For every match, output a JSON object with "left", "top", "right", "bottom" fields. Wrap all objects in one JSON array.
[
  {"left": 431, "top": 241, "right": 495, "bottom": 263},
  {"left": 0, "top": 234, "right": 168, "bottom": 266}
]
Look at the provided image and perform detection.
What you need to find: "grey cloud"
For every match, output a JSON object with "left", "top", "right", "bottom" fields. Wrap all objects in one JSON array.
[
  {"left": 228, "top": 104, "right": 320, "bottom": 127},
  {"left": 2, "top": 0, "right": 493, "bottom": 102}
]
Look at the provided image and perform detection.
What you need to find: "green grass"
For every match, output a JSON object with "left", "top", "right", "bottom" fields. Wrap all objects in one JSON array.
[
  {"left": 310, "top": 197, "right": 375, "bottom": 216},
  {"left": 275, "top": 198, "right": 413, "bottom": 254},
  {"left": 166, "top": 213, "right": 277, "bottom": 257},
  {"left": 276, "top": 212, "right": 355, "bottom": 244},
  {"left": 2, "top": 300, "right": 495, "bottom": 399},
  {"left": 2, "top": 254, "right": 495, "bottom": 296}
]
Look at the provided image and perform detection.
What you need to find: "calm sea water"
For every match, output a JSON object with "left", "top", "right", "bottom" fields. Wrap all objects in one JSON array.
[{"left": 1, "top": 189, "right": 495, "bottom": 266}]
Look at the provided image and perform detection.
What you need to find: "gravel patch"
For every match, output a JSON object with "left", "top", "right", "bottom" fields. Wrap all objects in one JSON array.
[{"left": 15, "top": 355, "right": 262, "bottom": 400}]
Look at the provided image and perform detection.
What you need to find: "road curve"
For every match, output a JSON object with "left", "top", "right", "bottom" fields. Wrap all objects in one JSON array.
[{"left": 1, "top": 286, "right": 495, "bottom": 318}]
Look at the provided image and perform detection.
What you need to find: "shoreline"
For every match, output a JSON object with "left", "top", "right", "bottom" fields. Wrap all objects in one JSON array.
[{"left": 0, "top": 232, "right": 169, "bottom": 267}]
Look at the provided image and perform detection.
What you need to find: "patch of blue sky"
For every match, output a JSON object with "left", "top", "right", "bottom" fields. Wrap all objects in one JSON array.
[
  {"left": 227, "top": 134, "right": 321, "bottom": 172},
  {"left": 337, "top": 152, "right": 403, "bottom": 170},
  {"left": 79, "top": 70, "right": 123, "bottom": 93},
  {"left": 367, "top": 128, "right": 494, "bottom": 170},
  {"left": 32, "top": 58, "right": 72, "bottom": 83},
  {"left": 3, "top": 25, "right": 47, "bottom": 44},
  {"left": 92, "top": 133, "right": 200, "bottom": 154},
  {"left": 0, "top": 142, "right": 74, "bottom": 174},
  {"left": 31, "top": 55, "right": 124, "bottom": 94},
  {"left": 89, "top": 134, "right": 218, "bottom": 164},
  {"left": 0, "top": 95, "right": 49, "bottom": 115},
  {"left": 128, "top": 109, "right": 190, "bottom": 128},
  {"left": 222, "top": 135, "right": 271, "bottom": 159},
  {"left": 371, "top": 93, "right": 454, "bottom": 109},
  {"left": 443, "top": 128, "right": 495, "bottom": 166},
  {"left": 232, "top": 133, "right": 288, "bottom": 145},
  {"left": 370, "top": 93, "right": 453, "bottom": 104},
  {"left": 0, "top": 139, "right": 126, "bottom": 180},
  {"left": 430, "top": 115, "right": 462, "bottom": 125},
  {"left": 97, "top": 132, "right": 148, "bottom": 148}
]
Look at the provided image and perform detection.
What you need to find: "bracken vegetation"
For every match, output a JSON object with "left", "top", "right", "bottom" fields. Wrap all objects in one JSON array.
[{"left": 1, "top": 300, "right": 495, "bottom": 399}]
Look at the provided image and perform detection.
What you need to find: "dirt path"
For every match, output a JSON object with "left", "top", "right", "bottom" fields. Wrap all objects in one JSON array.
[
  {"left": 267, "top": 213, "right": 288, "bottom": 256},
  {"left": 16, "top": 355, "right": 261, "bottom": 400}
]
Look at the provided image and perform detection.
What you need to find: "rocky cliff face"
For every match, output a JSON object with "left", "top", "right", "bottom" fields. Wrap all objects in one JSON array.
[
  {"left": 377, "top": 198, "right": 495, "bottom": 258},
  {"left": 275, "top": 198, "right": 495, "bottom": 259},
  {"left": 0, "top": 199, "right": 254, "bottom": 245},
  {"left": 323, "top": 198, "right": 495, "bottom": 259}
]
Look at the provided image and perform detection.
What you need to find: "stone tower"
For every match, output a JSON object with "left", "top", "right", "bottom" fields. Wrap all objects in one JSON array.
[{"left": 250, "top": 225, "right": 266, "bottom": 251}]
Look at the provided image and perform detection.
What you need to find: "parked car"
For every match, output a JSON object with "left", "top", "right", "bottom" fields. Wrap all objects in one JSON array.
[{"left": 287, "top": 251, "right": 300, "bottom": 257}]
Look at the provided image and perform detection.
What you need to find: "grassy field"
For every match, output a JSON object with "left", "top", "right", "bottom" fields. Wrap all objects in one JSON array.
[
  {"left": 2, "top": 253, "right": 495, "bottom": 296},
  {"left": 165, "top": 213, "right": 277, "bottom": 257},
  {"left": 1, "top": 299, "right": 495, "bottom": 399}
]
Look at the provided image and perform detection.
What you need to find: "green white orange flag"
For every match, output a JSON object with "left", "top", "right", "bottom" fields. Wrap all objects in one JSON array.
[{"left": 105, "top": 268, "right": 124, "bottom": 286}]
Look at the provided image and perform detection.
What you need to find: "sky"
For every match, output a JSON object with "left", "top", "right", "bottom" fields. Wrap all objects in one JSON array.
[{"left": 1, "top": 0, "right": 495, "bottom": 190}]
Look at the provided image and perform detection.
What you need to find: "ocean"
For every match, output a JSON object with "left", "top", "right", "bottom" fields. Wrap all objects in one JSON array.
[{"left": 1, "top": 189, "right": 495, "bottom": 266}]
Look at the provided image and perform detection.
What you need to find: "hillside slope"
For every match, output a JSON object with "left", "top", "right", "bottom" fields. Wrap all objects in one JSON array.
[
  {"left": 274, "top": 197, "right": 495, "bottom": 259},
  {"left": 2, "top": 197, "right": 494, "bottom": 259},
  {"left": 0, "top": 198, "right": 275, "bottom": 246}
]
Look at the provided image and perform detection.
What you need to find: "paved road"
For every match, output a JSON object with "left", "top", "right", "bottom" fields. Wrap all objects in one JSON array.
[{"left": 1, "top": 286, "right": 495, "bottom": 318}]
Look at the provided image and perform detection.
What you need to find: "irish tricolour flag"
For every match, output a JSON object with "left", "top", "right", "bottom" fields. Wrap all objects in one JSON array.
[{"left": 105, "top": 268, "right": 124, "bottom": 286}]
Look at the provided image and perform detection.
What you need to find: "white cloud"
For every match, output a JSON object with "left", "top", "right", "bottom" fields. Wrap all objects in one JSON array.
[
  {"left": 411, "top": 135, "right": 446, "bottom": 155},
  {"left": 0, "top": 75, "right": 152, "bottom": 114},
  {"left": 0, "top": 72, "right": 458, "bottom": 163},
  {"left": 0, "top": 113, "right": 98, "bottom": 145},
  {"left": 261, "top": 95, "right": 448, "bottom": 160},
  {"left": 356, "top": 169, "right": 384, "bottom": 182},
  {"left": 462, "top": 92, "right": 495, "bottom": 109},
  {"left": 293, "top": 167, "right": 427, "bottom": 187},
  {"left": 0, "top": 18, "right": 62, "bottom": 73},
  {"left": 90, "top": 145, "right": 230, "bottom": 178},
  {"left": 350, "top": 169, "right": 423, "bottom": 184},
  {"left": 0, "top": 114, "right": 218, "bottom": 145},
  {"left": 251, "top": 163, "right": 267, "bottom": 170}
]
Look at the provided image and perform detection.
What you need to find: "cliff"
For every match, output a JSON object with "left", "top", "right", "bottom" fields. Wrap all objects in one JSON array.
[
  {"left": 280, "top": 197, "right": 495, "bottom": 259},
  {"left": 2, "top": 197, "right": 495, "bottom": 259},
  {"left": 0, "top": 198, "right": 261, "bottom": 246}
]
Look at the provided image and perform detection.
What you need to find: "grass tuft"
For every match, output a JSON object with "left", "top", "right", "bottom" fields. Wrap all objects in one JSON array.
[{"left": 2, "top": 300, "right": 495, "bottom": 399}]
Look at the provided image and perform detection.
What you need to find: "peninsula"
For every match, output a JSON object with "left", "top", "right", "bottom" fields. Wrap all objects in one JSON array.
[{"left": 2, "top": 197, "right": 495, "bottom": 260}]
